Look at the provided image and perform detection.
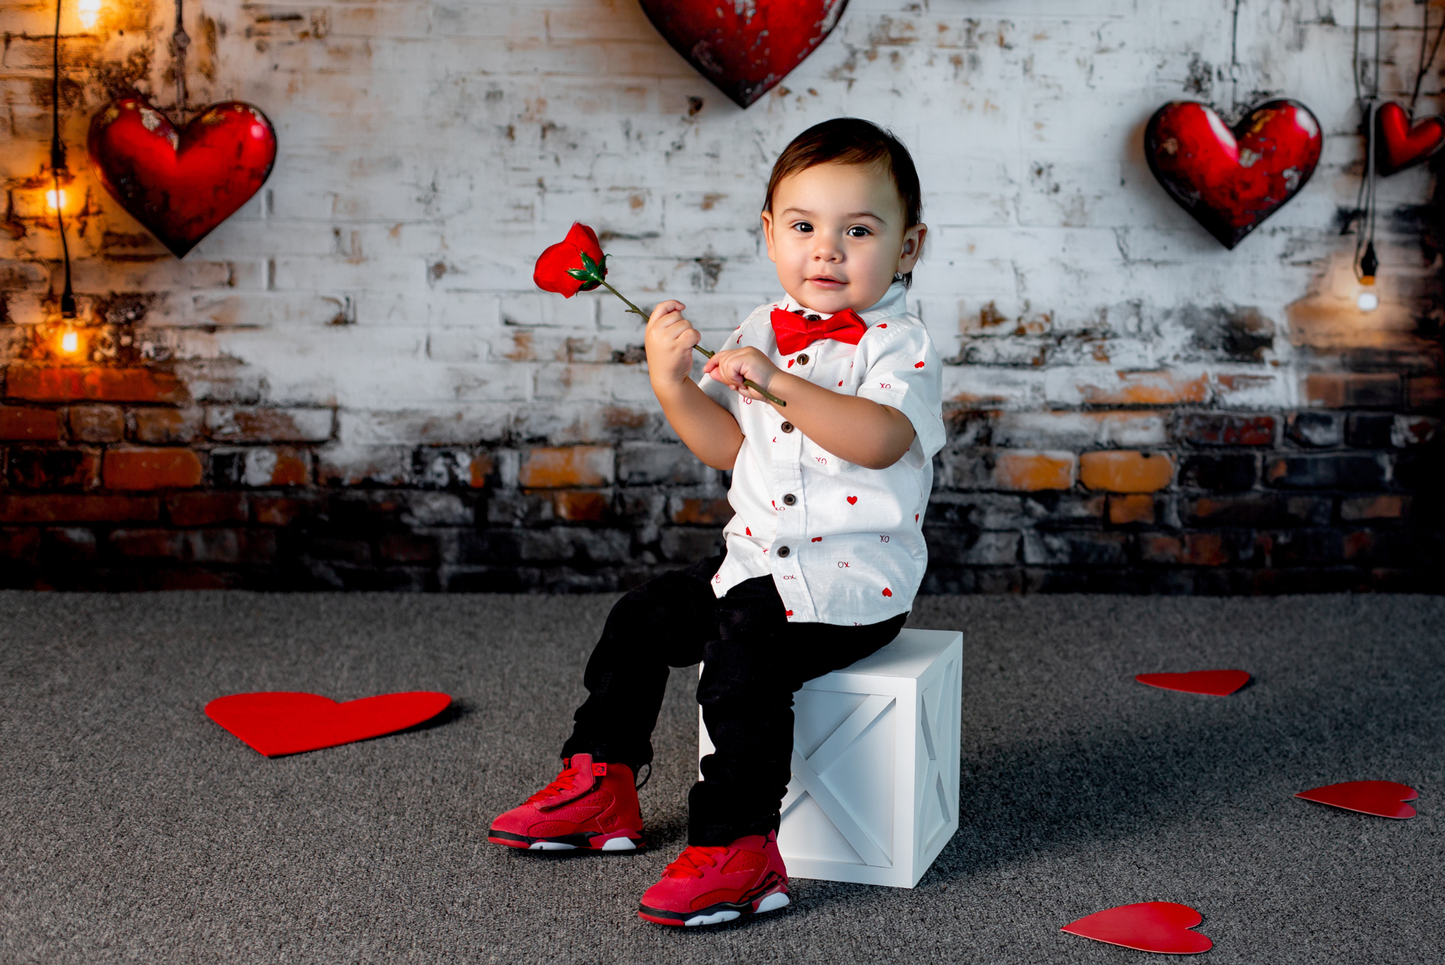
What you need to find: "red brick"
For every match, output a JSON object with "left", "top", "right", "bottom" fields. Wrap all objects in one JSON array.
[
  {"left": 131, "top": 408, "right": 204, "bottom": 444},
  {"left": 1340, "top": 494, "right": 1409, "bottom": 521},
  {"left": 167, "top": 492, "right": 248, "bottom": 526},
  {"left": 68, "top": 405, "right": 125, "bottom": 443},
  {"left": 1175, "top": 412, "right": 1275, "bottom": 446},
  {"left": 5, "top": 365, "right": 187, "bottom": 403},
  {"left": 550, "top": 490, "right": 609, "bottom": 521},
  {"left": 1141, "top": 533, "right": 1228, "bottom": 566},
  {"left": 993, "top": 451, "right": 1075, "bottom": 491},
  {"left": 1408, "top": 376, "right": 1445, "bottom": 409},
  {"left": 1304, "top": 373, "right": 1401, "bottom": 408},
  {"left": 0, "top": 527, "right": 41, "bottom": 563},
  {"left": 214, "top": 447, "right": 312, "bottom": 487},
  {"left": 379, "top": 532, "right": 439, "bottom": 563},
  {"left": 109, "top": 528, "right": 186, "bottom": 558},
  {"left": 1078, "top": 371, "right": 1209, "bottom": 405},
  {"left": 7, "top": 448, "right": 100, "bottom": 489},
  {"left": 518, "top": 446, "right": 614, "bottom": 488},
  {"left": 0, "top": 495, "right": 161, "bottom": 523},
  {"left": 1108, "top": 494, "right": 1155, "bottom": 524},
  {"left": 1079, "top": 451, "right": 1174, "bottom": 492},
  {"left": 670, "top": 497, "right": 733, "bottom": 524},
  {"left": 469, "top": 453, "right": 494, "bottom": 488},
  {"left": 252, "top": 496, "right": 309, "bottom": 527},
  {"left": 103, "top": 449, "right": 204, "bottom": 490},
  {"left": 0, "top": 406, "right": 61, "bottom": 442},
  {"left": 205, "top": 406, "right": 334, "bottom": 443}
]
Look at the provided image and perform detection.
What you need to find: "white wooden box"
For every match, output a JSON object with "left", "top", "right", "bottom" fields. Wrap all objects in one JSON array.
[{"left": 699, "top": 628, "right": 962, "bottom": 888}]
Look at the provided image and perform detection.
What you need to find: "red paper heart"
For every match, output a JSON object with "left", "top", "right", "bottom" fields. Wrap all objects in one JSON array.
[
  {"left": 1062, "top": 902, "right": 1212, "bottom": 954},
  {"left": 914, "top": 361, "right": 925, "bottom": 368},
  {"left": 1145, "top": 99, "right": 1321, "bottom": 249},
  {"left": 205, "top": 691, "right": 451, "bottom": 757},
  {"left": 1135, "top": 669, "right": 1251, "bottom": 696},
  {"left": 881, "top": 587, "right": 892, "bottom": 597},
  {"left": 88, "top": 97, "right": 277, "bottom": 258},
  {"left": 1295, "top": 780, "right": 1418, "bottom": 819},
  {"left": 1375, "top": 101, "right": 1445, "bottom": 176},
  {"left": 637, "top": 0, "right": 848, "bottom": 108},
  {"left": 846, "top": 495, "right": 858, "bottom": 505}
]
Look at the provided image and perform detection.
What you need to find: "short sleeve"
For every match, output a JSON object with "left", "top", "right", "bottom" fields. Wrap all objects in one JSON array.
[{"left": 854, "top": 320, "right": 946, "bottom": 469}]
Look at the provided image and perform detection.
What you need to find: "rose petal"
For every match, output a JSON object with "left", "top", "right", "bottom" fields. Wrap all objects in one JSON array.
[{"left": 534, "top": 239, "right": 586, "bottom": 296}]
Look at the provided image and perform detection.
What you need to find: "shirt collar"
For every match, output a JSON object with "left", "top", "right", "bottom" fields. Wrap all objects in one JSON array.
[{"left": 776, "top": 280, "right": 909, "bottom": 327}]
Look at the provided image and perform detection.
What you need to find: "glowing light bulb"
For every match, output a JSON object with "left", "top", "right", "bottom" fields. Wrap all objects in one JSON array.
[
  {"left": 1357, "top": 291, "right": 1379, "bottom": 312},
  {"left": 78, "top": 0, "right": 101, "bottom": 30},
  {"left": 45, "top": 188, "right": 66, "bottom": 212},
  {"left": 61, "top": 330, "right": 80, "bottom": 354}
]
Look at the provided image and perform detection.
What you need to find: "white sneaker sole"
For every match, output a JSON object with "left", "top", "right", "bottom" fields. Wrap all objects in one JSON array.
[
  {"left": 680, "top": 891, "right": 790, "bottom": 926},
  {"left": 525, "top": 836, "right": 639, "bottom": 852}
]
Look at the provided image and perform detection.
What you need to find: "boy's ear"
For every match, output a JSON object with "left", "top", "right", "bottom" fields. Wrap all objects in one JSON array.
[
  {"left": 897, "top": 223, "right": 927, "bottom": 273},
  {"left": 760, "top": 209, "right": 778, "bottom": 264}
]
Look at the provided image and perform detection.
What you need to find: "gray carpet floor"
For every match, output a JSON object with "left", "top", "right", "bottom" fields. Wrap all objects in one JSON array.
[{"left": 1, "top": 591, "right": 1441, "bottom": 964}]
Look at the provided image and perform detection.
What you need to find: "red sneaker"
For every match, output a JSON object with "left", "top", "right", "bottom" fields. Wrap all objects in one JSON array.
[
  {"left": 487, "top": 753, "right": 645, "bottom": 852},
  {"left": 637, "top": 831, "right": 790, "bottom": 926}
]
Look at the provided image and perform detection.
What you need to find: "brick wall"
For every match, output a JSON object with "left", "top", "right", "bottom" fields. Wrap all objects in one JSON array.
[{"left": 1, "top": 0, "right": 1441, "bottom": 592}]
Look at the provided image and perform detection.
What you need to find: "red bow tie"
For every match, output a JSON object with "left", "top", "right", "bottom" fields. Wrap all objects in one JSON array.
[{"left": 770, "top": 308, "right": 868, "bottom": 355}]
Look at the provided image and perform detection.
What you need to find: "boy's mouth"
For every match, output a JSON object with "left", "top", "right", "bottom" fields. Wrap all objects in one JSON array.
[{"left": 807, "top": 275, "right": 846, "bottom": 288}]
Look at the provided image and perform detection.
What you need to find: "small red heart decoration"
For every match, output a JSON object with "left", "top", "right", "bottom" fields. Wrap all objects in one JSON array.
[
  {"left": 1295, "top": 780, "right": 1418, "bottom": 819},
  {"left": 637, "top": 0, "right": 848, "bottom": 108},
  {"left": 846, "top": 495, "right": 858, "bottom": 505},
  {"left": 1135, "top": 669, "right": 1251, "bottom": 696},
  {"left": 881, "top": 587, "right": 892, "bottom": 597},
  {"left": 205, "top": 691, "right": 451, "bottom": 757},
  {"left": 811, "top": 536, "right": 822, "bottom": 542},
  {"left": 1062, "top": 902, "right": 1212, "bottom": 954},
  {"left": 1145, "top": 99, "right": 1321, "bottom": 249},
  {"left": 1375, "top": 101, "right": 1445, "bottom": 176},
  {"left": 786, "top": 610, "right": 794, "bottom": 617},
  {"left": 88, "top": 97, "right": 277, "bottom": 257}
]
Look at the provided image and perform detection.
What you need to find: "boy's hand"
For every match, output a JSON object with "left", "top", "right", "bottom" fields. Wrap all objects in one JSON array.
[
  {"left": 645, "top": 299, "right": 701, "bottom": 388},
  {"left": 704, "top": 347, "right": 782, "bottom": 403}
]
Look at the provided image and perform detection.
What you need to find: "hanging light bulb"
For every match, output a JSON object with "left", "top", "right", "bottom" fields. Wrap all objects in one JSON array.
[
  {"left": 60, "top": 330, "right": 80, "bottom": 354},
  {"left": 45, "top": 187, "right": 67, "bottom": 212},
  {"left": 1357, "top": 241, "right": 1379, "bottom": 312},
  {"left": 77, "top": 0, "right": 101, "bottom": 30}
]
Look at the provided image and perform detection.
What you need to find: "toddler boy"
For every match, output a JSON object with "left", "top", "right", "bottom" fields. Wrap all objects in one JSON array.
[{"left": 489, "top": 117, "right": 945, "bottom": 926}]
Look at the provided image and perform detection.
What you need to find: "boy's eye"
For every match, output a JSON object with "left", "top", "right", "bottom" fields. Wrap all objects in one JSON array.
[
  {"left": 791, "top": 221, "right": 813, "bottom": 233},
  {"left": 846, "top": 225, "right": 872, "bottom": 238}
]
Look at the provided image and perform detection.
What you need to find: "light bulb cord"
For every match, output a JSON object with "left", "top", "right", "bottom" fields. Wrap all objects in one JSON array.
[{"left": 51, "top": 0, "right": 75, "bottom": 318}]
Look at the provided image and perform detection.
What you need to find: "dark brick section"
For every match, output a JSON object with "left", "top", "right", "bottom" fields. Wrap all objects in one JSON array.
[{"left": 0, "top": 378, "right": 1440, "bottom": 593}]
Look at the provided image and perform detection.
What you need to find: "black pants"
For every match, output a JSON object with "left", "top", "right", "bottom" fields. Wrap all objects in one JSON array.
[{"left": 561, "top": 556, "right": 906, "bottom": 846}]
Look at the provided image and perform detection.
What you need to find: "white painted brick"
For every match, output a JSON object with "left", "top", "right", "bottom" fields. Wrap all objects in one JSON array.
[{"left": 2, "top": 0, "right": 1435, "bottom": 453}]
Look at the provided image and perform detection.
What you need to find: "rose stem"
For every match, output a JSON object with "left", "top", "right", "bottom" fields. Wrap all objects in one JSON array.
[{"left": 598, "top": 280, "right": 786, "bottom": 407}]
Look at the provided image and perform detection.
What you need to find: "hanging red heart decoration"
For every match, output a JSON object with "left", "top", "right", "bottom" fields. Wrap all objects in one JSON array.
[
  {"left": 1144, "top": 99, "right": 1321, "bottom": 249},
  {"left": 637, "top": 0, "right": 849, "bottom": 108},
  {"left": 1374, "top": 101, "right": 1445, "bottom": 176},
  {"left": 87, "top": 96, "right": 277, "bottom": 258}
]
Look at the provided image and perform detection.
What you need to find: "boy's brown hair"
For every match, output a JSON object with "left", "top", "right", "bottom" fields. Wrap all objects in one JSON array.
[{"left": 763, "top": 117, "right": 924, "bottom": 287}]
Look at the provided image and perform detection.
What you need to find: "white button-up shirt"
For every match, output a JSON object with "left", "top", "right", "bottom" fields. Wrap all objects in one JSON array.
[{"left": 698, "top": 282, "right": 945, "bottom": 625}]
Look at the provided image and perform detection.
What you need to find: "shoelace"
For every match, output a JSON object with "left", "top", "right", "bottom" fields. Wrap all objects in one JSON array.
[
  {"left": 525, "top": 764, "right": 584, "bottom": 805},
  {"left": 663, "top": 845, "right": 728, "bottom": 879}
]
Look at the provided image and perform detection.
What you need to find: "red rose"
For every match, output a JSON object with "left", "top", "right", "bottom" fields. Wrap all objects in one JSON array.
[{"left": 533, "top": 222, "right": 606, "bottom": 297}]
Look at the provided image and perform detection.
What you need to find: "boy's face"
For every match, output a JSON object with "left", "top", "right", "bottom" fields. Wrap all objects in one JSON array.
[{"left": 761, "top": 161, "right": 926, "bottom": 316}]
